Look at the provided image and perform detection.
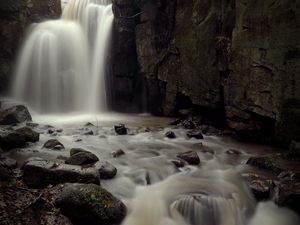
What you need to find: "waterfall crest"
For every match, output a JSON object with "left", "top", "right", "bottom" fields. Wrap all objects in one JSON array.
[{"left": 11, "top": 0, "right": 113, "bottom": 113}]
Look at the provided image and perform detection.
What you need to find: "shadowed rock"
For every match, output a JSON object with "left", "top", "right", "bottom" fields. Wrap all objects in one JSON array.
[
  {"left": 186, "top": 130, "right": 204, "bottom": 139},
  {"left": 114, "top": 124, "right": 127, "bottom": 135},
  {"left": 0, "top": 129, "right": 26, "bottom": 150},
  {"left": 111, "top": 149, "right": 125, "bottom": 158},
  {"left": 97, "top": 161, "right": 117, "bottom": 179},
  {"left": 0, "top": 105, "right": 32, "bottom": 125},
  {"left": 43, "top": 139, "right": 65, "bottom": 150},
  {"left": 16, "top": 126, "right": 39, "bottom": 143},
  {"left": 176, "top": 151, "right": 200, "bottom": 165},
  {"left": 66, "top": 149, "right": 99, "bottom": 166}
]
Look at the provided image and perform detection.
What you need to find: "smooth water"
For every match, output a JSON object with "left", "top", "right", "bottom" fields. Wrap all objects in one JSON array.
[
  {"left": 5, "top": 113, "right": 299, "bottom": 225},
  {"left": 11, "top": 0, "right": 113, "bottom": 113}
]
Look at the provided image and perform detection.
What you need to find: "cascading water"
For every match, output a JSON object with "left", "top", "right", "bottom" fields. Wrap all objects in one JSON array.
[{"left": 11, "top": 0, "right": 113, "bottom": 113}]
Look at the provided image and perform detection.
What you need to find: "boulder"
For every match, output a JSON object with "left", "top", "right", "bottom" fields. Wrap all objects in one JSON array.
[
  {"left": 176, "top": 151, "right": 200, "bottom": 165},
  {"left": 66, "top": 149, "right": 99, "bottom": 166},
  {"left": 111, "top": 149, "right": 125, "bottom": 158},
  {"left": 23, "top": 159, "right": 100, "bottom": 188},
  {"left": 114, "top": 124, "right": 127, "bottom": 135},
  {"left": 165, "top": 131, "right": 176, "bottom": 139},
  {"left": 0, "top": 129, "right": 26, "bottom": 150},
  {"left": 186, "top": 130, "right": 204, "bottom": 139},
  {"left": 246, "top": 156, "right": 284, "bottom": 175},
  {"left": 97, "top": 161, "right": 117, "bottom": 179},
  {"left": 16, "top": 126, "right": 39, "bottom": 143},
  {"left": 0, "top": 105, "right": 32, "bottom": 125},
  {"left": 54, "top": 183, "right": 126, "bottom": 225},
  {"left": 43, "top": 139, "right": 64, "bottom": 150}
]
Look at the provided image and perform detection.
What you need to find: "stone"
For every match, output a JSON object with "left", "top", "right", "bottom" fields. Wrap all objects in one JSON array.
[
  {"left": 114, "top": 124, "right": 127, "bottom": 135},
  {"left": 0, "top": 105, "right": 32, "bottom": 125},
  {"left": 0, "top": 129, "right": 26, "bottom": 150},
  {"left": 182, "top": 119, "right": 195, "bottom": 129},
  {"left": 83, "top": 130, "right": 94, "bottom": 135},
  {"left": 23, "top": 159, "right": 100, "bottom": 188},
  {"left": 170, "top": 159, "right": 185, "bottom": 168},
  {"left": 186, "top": 130, "right": 204, "bottom": 139},
  {"left": 97, "top": 161, "right": 117, "bottom": 179},
  {"left": 70, "top": 148, "right": 90, "bottom": 156},
  {"left": 66, "top": 150, "right": 99, "bottom": 166},
  {"left": 16, "top": 126, "right": 39, "bottom": 143},
  {"left": 54, "top": 183, "right": 126, "bottom": 225},
  {"left": 165, "top": 131, "right": 176, "bottom": 139},
  {"left": 246, "top": 156, "right": 284, "bottom": 175},
  {"left": 176, "top": 151, "right": 200, "bottom": 165},
  {"left": 43, "top": 139, "right": 64, "bottom": 150},
  {"left": 169, "top": 118, "right": 182, "bottom": 126},
  {"left": 0, "top": 156, "right": 17, "bottom": 169},
  {"left": 111, "top": 149, "right": 125, "bottom": 158},
  {"left": 85, "top": 122, "right": 95, "bottom": 126}
]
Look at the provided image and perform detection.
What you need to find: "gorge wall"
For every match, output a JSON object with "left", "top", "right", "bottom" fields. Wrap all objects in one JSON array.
[
  {"left": 0, "top": 0, "right": 61, "bottom": 93},
  {"left": 112, "top": 0, "right": 300, "bottom": 145}
]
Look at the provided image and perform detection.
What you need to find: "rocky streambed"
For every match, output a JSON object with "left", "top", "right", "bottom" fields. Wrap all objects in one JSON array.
[{"left": 0, "top": 103, "right": 300, "bottom": 225}]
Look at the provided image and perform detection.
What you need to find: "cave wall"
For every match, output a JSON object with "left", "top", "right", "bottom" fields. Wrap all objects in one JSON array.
[
  {"left": 112, "top": 0, "right": 300, "bottom": 144},
  {"left": 0, "top": 0, "right": 61, "bottom": 94}
]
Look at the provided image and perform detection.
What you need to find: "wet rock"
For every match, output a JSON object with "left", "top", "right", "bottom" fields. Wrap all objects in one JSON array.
[
  {"left": 16, "top": 127, "right": 39, "bottom": 143},
  {"left": 0, "top": 156, "right": 17, "bottom": 169},
  {"left": 23, "top": 159, "right": 100, "bottom": 188},
  {"left": 111, "top": 149, "right": 125, "bottom": 158},
  {"left": 0, "top": 129, "right": 26, "bottom": 150},
  {"left": 85, "top": 122, "right": 95, "bottom": 126},
  {"left": 56, "top": 128, "right": 63, "bottom": 133},
  {"left": 170, "top": 159, "right": 185, "bottom": 168},
  {"left": 54, "top": 183, "right": 126, "bottom": 225},
  {"left": 97, "top": 161, "right": 117, "bottom": 179},
  {"left": 66, "top": 149, "right": 99, "bottom": 166},
  {"left": 83, "top": 130, "right": 94, "bottom": 135},
  {"left": 226, "top": 149, "right": 241, "bottom": 155},
  {"left": 48, "top": 129, "right": 55, "bottom": 134},
  {"left": 114, "top": 124, "right": 127, "bottom": 135},
  {"left": 176, "top": 151, "right": 200, "bottom": 165},
  {"left": 290, "top": 141, "right": 300, "bottom": 152},
  {"left": 247, "top": 156, "right": 283, "bottom": 175},
  {"left": 75, "top": 138, "right": 82, "bottom": 142},
  {"left": 165, "top": 131, "right": 176, "bottom": 139},
  {"left": 182, "top": 119, "right": 195, "bottom": 129},
  {"left": 43, "top": 139, "right": 65, "bottom": 150},
  {"left": 26, "top": 122, "right": 39, "bottom": 127},
  {"left": 0, "top": 105, "right": 32, "bottom": 125},
  {"left": 169, "top": 118, "right": 182, "bottom": 126},
  {"left": 186, "top": 130, "right": 204, "bottom": 139}
]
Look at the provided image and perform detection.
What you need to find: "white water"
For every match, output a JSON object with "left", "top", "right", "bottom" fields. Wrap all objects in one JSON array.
[{"left": 11, "top": 0, "right": 113, "bottom": 113}]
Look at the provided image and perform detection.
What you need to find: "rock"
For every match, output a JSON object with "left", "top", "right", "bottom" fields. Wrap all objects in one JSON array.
[
  {"left": 111, "top": 149, "right": 125, "bottom": 158},
  {"left": 85, "top": 122, "right": 95, "bottom": 126},
  {"left": 23, "top": 159, "right": 100, "bottom": 188},
  {"left": 169, "top": 118, "right": 182, "bottom": 126},
  {"left": 226, "top": 149, "right": 241, "bottom": 155},
  {"left": 43, "top": 139, "right": 64, "bottom": 150},
  {"left": 83, "top": 130, "right": 94, "bottom": 135},
  {"left": 97, "top": 161, "right": 117, "bottom": 179},
  {"left": 70, "top": 148, "right": 90, "bottom": 156},
  {"left": 0, "top": 129, "right": 26, "bottom": 150},
  {"left": 165, "top": 131, "right": 176, "bottom": 139},
  {"left": 186, "top": 130, "right": 204, "bottom": 139},
  {"left": 247, "top": 156, "right": 283, "bottom": 175},
  {"left": 48, "top": 129, "right": 55, "bottom": 134},
  {"left": 16, "top": 126, "right": 39, "bottom": 143},
  {"left": 75, "top": 138, "right": 82, "bottom": 142},
  {"left": 26, "top": 122, "right": 39, "bottom": 127},
  {"left": 66, "top": 150, "right": 99, "bottom": 166},
  {"left": 56, "top": 128, "right": 63, "bottom": 133},
  {"left": 0, "top": 156, "right": 17, "bottom": 168},
  {"left": 114, "top": 124, "right": 127, "bottom": 135},
  {"left": 0, "top": 105, "right": 32, "bottom": 125},
  {"left": 170, "top": 159, "right": 185, "bottom": 168},
  {"left": 54, "top": 183, "right": 126, "bottom": 225},
  {"left": 176, "top": 151, "right": 200, "bottom": 165},
  {"left": 182, "top": 119, "right": 195, "bottom": 129}
]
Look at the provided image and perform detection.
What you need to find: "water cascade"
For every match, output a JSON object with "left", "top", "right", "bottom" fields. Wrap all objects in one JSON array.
[{"left": 11, "top": 0, "right": 113, "bottom": 113}]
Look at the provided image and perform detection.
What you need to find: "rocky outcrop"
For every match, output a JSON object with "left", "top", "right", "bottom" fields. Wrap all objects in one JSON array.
[
  {"left": 111, "top": 0, "right": 300, "bottom": 145},
  {"left": 0, "top": 0, "right": 61, "bottom": 93}
]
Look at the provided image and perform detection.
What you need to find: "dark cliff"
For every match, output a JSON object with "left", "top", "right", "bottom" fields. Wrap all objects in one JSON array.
[
  {"left": 111, "top": 0, "right": 300, "bottom": 145},
  {"left": 0, "top": 0, "right": 61, "bottom": 93}
]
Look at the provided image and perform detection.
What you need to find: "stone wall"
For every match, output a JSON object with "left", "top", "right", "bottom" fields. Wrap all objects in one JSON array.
[{"left": 0, "top": 0, "right": 61, "bottom": 93}]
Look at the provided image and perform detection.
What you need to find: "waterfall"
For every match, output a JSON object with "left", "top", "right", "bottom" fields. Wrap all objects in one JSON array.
[{"left": 11, "top": 0, "right": 113, "bottom": 113}]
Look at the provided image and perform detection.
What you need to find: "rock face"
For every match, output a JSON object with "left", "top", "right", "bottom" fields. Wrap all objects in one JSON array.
[
  {"left": 0, "top": 105, "right": 32, "bottom": 125},
  {"left": 0, "top": 0, "right": 61, "bottom": 94},
  {"left": 54, "top": 183, "right": 126, "bottom": 225},
  {"left": 111, "top": 0, "right": 300, "bottom": 145},
  {"left": 23, "top": 159, "right": 100, "bottom": 188}
]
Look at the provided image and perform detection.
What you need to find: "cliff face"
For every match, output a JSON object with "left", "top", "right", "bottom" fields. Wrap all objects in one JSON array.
[
  {"left": 112, "top": 0, "right": 300, "bottom": 144},
  {"left": 0, "top": 0, "right": 61, "bottom": 93}
]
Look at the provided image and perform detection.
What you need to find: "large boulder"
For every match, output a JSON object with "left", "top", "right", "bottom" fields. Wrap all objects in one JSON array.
[
  {"left": 0, "top": 129, "right": 26, "bottom": 150},
  {"left": 66, "top": 148, "right": 99, "bottom": 166},
  {"left": 54, "top": 183, "right": 126, "bottom": 225},
  {"left": 0, "top": 105, "right": 32, "bottom": 125},
  {"left": 23, "top": 159, "right": 100, "bottom": 188}
]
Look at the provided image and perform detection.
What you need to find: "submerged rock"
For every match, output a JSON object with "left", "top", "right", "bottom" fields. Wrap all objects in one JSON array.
[
  {"left": 0, "top": 105, "right": 32, "bottom": 125},
  {"left": 0, "top": 129, "right": 26, "bottom": 150},
  {"left": 165, "top": 131, "right": 176, "bottom": 139},
  {"left": 176, "top": 151, "right": 200, "bottom": 165},
  {"left": 186, "top": 130, "right": 204, "bottom": 139},
  {"left": 114, "top": 124, "right": 127, "bottom": 135},
  {"left": 43, "top": 139, "right": 65, "bottom": 150},
  {"left": 16, "top": 126, "right": 39, "bottom": 143},
  {"left": 66, "top": 149, "right": 99, "bottom": 166},
  {"left": 54, "top": 183, "right": 126, "bottom": 225},
  {"left": 97, "top": 161, "right": 117, "bottom": 179},
  {"left": 23, "top": 159, "right": 100, "bottom": 188},
  {"left": 111, "top": 149, "right": 125, "bottom": 158}
]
